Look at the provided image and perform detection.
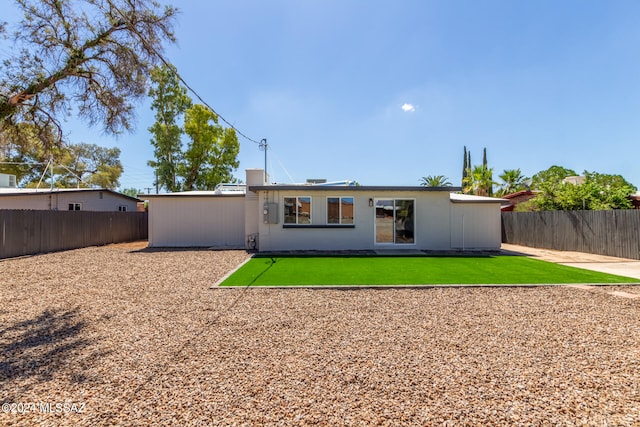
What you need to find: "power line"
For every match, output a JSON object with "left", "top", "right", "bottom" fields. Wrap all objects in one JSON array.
[
  {"left": 269, "top": 146, "right": 296, "bottom": 183},
  {"left": 111, "top": 4, "right": 263, "bottom": 145}
]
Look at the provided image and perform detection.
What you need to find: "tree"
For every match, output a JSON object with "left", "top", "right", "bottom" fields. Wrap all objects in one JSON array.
[
  {"left": 463, "top": 165, "right": 495, "bottom": 196},
  {"left": 120, "top": 188, "right": 142, "bottom": 198},
  {"left": 481, "top": 147, "right": 492, "bottom": 196},
  {"left": 526, "top": 167, "right": 636, "bottom": 211},
  {"left": 420, "top": 175, "right": 452, "bottom": 187},
  {"left": 181, "top": 104, "right": 239, "bottom": 190},
  {"left": 147, "top": 64, "right": 191, "bottom": 192},
  {"left": 531, "top": 165, "right": 577, "bottom": 189},
  {"left": 147, "top": 65, "right": 240, "bottom": 192},
  {"left": 497, "top": 168, "right": 529, "bottom": 196},
  {"left": 0, "top": 122, "right": 52, "bottom": 184},
  {"left": 465, "top": 149, "right": 471, "bottom": 193},
  {"left": 56, "top": 143, "right": 123, "bottom": 189},
  {"left": 0, "top": 124, "right": 122, "bottom": 188},
  {"left": 0, "top": 0, "right": 178, "bottom": 139},
  {"left": 586, "top": 171, "right": 635, "bottom": 191},
  {"left": 462, "top": 146, "right": 468, "bottom": 187}
]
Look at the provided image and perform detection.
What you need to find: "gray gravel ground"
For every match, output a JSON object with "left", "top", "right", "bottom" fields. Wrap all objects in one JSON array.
[{"left": 1, "top": 242, "right": 639, "bottom": 426}]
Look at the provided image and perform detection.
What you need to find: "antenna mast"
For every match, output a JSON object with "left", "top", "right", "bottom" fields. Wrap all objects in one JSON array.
[{"left": 259, "top": 138, "right": 268, "bottom": 182}]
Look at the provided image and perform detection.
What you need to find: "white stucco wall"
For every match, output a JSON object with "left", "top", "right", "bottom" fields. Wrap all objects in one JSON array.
[
  {"left": 450, "top": 202, "right": 502, "bottom": 250},
  {"left": 0, "top": 191, "right": 138, "bottom": 211},
  {"left": 254, "top": 189, "right": 461, "bottom": 251},
  {"left": 147, "top": 194, "right": 245, "bottom": 248}
]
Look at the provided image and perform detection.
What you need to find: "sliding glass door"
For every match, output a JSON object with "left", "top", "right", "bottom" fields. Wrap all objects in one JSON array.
[{"left": 375, "top": 199, "right": 415, "bottom": 244}]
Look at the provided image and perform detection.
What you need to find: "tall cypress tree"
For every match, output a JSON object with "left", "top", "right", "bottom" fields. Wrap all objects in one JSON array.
[
  {"left": 463, "top": 149, "right": 472, "bottom": 193},
  {"left": 482, "top": 147, "right": 493, "bottom": 196},
  {"left": 462, "top": 146, "right": 468, "bottom": 185}
]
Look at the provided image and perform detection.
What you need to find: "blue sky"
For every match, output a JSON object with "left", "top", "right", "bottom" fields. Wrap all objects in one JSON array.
[{"left": 4, "top": 0, "right": 640, "bottom": 190}]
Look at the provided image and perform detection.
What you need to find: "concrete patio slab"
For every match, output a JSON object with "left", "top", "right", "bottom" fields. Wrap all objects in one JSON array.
[{"left": 501, "top": 243, "right": 640, "bottom": 281}]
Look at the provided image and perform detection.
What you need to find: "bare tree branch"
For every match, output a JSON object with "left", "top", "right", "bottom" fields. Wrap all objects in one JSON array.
[{"left": 0, "top": 0, "right": 177, "bottom": 138}]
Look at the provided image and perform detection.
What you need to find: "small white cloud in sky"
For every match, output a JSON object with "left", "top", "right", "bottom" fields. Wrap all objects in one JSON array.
[{"left": 401, "top": 103, "right": 415, "bottom": 112}]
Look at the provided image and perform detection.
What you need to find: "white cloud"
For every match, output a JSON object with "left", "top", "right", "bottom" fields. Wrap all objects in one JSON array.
[{"left": 401, "top": 103, "right": 415, "bottom": 112}]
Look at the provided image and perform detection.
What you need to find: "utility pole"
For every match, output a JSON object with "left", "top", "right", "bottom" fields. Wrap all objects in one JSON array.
[
  {"left": 49, "top": 155, "right": 54, "bottom": 190},
  {"left": 259, "top": 138, "right": 268, "bottom": 182}
]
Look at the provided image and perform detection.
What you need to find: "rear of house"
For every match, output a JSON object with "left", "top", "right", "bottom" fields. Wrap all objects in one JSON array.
[
  {"left": 249, "top": 185, "right": 501, "bottom": 252},
  {"left": 145, "top": 169, "right": 504, "bottom": 251}
]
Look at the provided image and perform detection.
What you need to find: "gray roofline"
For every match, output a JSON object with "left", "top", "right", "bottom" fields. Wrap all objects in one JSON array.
[
  {"left": 141, "top": 193, "right": 246, "bottom": 198},
  {"left": 248, "top": 185, "right": 462, "bottom": 192},
  {"left": 0, "top": 188, "right": 141, "bottom": 202},
  {"left": 450, "top": 198, "right": 506, "bottom": 204}
]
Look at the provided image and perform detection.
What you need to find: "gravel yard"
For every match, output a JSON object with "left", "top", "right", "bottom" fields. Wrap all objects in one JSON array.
[{"left": 1, "top": 242, "right": 639, "bottom": 426}]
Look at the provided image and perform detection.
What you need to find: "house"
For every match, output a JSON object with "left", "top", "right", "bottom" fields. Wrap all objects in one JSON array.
[
  {"left": 500, "top": 190, "right": 539, "bottom": 211},
  {"left": 144, "top": 169, "right": 506, "bottom": 251},
  {"left": 0, "top": 185, "right": 140, "bottom": 212}
]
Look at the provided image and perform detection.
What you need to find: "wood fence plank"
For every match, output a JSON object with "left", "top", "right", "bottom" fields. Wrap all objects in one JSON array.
[
  {"left": 0, "top": 210, "right": 148, "bottom": 259},
  {"left": 502, "top": 210, "right": 640, "bottom": 260}
]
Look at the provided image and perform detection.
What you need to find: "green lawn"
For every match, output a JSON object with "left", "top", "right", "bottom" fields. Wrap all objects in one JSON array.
[{"left": 219, "top": 255, "right": 638, "bottom": 287}]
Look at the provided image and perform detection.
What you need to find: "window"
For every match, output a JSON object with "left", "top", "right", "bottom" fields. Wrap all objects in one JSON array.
[
  {"left": 68, "top": 203, "right": 81, "bottom": 211},
  {"left": 327, "top": 197, "right": 354, "bottom": 224},
  {"left": 118, "top": 205, "right": 128, "bottom": 212},
  {"left": 284, "top": 197, "right": 311, "bottom": 224},
  {"left": 375, "top": 199, "right": 414, "bottom": 244}
]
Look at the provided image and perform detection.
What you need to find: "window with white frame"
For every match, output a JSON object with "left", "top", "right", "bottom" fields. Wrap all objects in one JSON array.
[
  {"left": 118, "top": 205, "right": 128, "bottom": 212},
  {"left": 68, "top": 203, "right": 81, "bottom": 211},
  {"left": 327, "top": 197, "right": 354, "bottom": 224},
  {"left": 284, "top": 196, "right": 311, "bottom": 224}
]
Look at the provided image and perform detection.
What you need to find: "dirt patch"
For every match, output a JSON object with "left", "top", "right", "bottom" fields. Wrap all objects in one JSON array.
[{"left": 104, "top": 240, "right": 149, "bottom": 250}]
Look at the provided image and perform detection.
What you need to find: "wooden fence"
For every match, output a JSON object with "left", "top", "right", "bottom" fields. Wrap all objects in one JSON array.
[
  {"left": 501, "top": 210, "right": 640, "bottom": 260},
  {"left": 0, "top": 210, "right": 148, "bottom": 259}
]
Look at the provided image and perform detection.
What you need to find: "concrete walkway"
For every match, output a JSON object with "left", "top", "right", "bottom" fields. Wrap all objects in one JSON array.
[{"left": 501, "top": 243, "right": 640, "bottom": 280}]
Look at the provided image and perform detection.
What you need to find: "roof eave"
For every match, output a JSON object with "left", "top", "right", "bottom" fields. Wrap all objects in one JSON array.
[
  {"left": 248, "top": 185, "right": 462, "bottom": 192},
  {"left": 141, "top": 193, "right": 246, "bottom": 198}
]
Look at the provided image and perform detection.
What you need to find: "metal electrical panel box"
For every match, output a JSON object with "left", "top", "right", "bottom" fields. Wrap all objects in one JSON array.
[{"left": 263, "top": 203, "right": 279, "bottom": 224}]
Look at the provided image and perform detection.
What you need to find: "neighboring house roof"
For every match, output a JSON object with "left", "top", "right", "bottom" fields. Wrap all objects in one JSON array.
[
  {"left": 501, "top": 190, "right": 539, "bottom": 200},
  {"left": 500, "top": 190, "right": 539, "bottom": 211},
  {"left": 0, "top": 187, "right": 141, "bottom": 202},
  {"left": 563, "top": 176, "right": 586, "bottom": 185}
]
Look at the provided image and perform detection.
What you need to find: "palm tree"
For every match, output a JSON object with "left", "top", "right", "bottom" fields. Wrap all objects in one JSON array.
[
  {"left": 463, "top": 165, "right": 495, "bottom": 196},
  {"left": 420, "top": 175, "right": 452, "bottom": 187},
  {"left": 497, "top": 168, "right": 528, "bottom": 196}
]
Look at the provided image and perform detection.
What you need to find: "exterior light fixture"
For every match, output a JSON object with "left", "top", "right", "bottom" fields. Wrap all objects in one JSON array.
[{"left": 369, "top": 198, "right": 374, "bottom": 207}]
